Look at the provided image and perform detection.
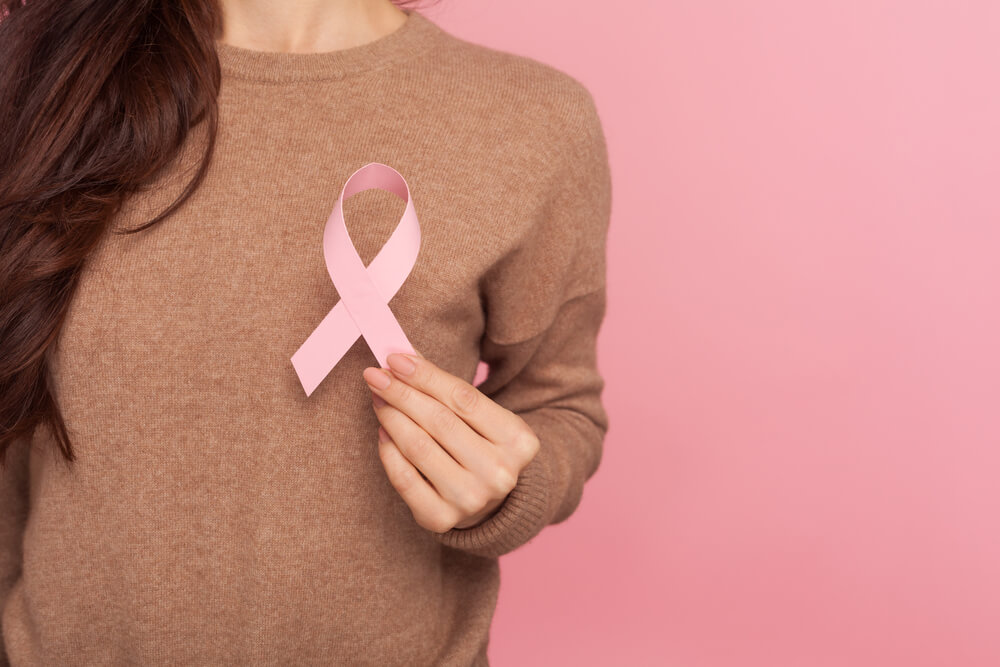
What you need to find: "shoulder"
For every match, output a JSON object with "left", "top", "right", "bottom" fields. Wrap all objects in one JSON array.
[{"left": 423, "top": 18, "right": 606, "bottom": 152}]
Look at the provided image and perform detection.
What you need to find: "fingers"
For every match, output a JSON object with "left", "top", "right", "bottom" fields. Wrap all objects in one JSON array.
[
  {"left": 375, "top": 427, "right": 459, "bottom": 534},
  {"left": 383, "top": 353, "right": 523, "bottom": 449},
  {"left": 367, "top": 370, "right": 517, "bottom": 520},
  {"left": 364, "top": 365, "right": 495, "bottom": 473},
  {"left": 367, "top": 380, "right": 467, "bottom": 486}
]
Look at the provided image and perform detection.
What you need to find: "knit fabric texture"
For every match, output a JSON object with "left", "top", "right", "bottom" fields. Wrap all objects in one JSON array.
[{"left": 0, "top": 9, "right": 611, "bottom": 666}]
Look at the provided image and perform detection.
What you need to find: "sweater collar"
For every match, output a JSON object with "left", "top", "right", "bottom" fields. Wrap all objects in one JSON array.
[{"left": 214, "top": 9, "right": 441, "bottom": 84}]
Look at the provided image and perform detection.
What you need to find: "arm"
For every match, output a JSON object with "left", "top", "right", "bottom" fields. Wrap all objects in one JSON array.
[
  {"left": 1, "top": 438, "right": 31, "bottom": 667},
  {"left": 431, "top": 85, "right": 613, "bottom": 559}
]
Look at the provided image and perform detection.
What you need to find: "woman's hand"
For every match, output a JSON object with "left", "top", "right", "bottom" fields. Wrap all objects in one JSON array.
[{"left": 363, "top": 352, "right": 539, "bottom": 533}]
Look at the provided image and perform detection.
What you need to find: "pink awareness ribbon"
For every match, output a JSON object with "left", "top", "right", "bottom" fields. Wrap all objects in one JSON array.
[{"left": 291, "top": 162, "right": 420, "bottom": 397}]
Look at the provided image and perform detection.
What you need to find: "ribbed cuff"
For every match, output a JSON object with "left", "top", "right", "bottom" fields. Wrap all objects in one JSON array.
[{"left": 430, "top": 417, "right": 556, "bottom": 558}]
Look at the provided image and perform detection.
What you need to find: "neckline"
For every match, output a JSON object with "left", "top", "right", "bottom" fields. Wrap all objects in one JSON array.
[{"left": 214, "top": 9, "right": 441, "bottom": 84}]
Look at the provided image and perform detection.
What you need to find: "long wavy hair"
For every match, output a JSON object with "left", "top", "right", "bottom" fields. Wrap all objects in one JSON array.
[{"left": 0, "top": 0, "right": 429, "bottom": 470}]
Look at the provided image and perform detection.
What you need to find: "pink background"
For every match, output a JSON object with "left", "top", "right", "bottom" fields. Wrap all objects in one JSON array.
[{"left": 432, "top": 1, "right": 1000, "bottom": 666}]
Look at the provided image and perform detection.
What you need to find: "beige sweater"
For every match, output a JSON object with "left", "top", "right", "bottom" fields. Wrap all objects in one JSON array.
[{"left": 0, "top": 9, "right": 611, "bottom": 665}]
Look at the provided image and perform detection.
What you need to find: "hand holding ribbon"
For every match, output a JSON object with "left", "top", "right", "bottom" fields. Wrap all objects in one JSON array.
[
  {"left": 363, "top": 352, "right": 541, "bottom": 532},
  {"left": 291, "top": 162, "right": 539, "bottom": 532}
]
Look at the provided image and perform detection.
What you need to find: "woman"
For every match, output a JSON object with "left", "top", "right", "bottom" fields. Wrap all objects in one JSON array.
[{"left": 0, "top": 0, "right": 611, "bottom": 664}]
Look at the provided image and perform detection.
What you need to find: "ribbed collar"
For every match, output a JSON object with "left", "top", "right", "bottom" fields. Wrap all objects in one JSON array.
[{"left": 214, "top": 9, "right": 442, "bottom": 83}]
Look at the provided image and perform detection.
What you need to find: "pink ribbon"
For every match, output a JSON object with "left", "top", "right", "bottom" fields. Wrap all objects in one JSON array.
[{"left": 291, "top": 162, "right": 420, "bottom": 397}]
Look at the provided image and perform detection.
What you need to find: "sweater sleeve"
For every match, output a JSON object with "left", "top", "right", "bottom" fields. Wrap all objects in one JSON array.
[
  {"left": 430, "top": 85, "right": 612, "bottom": 559},
  {"left": 1, "top": 438, "right": 31, "bottom": 667}
]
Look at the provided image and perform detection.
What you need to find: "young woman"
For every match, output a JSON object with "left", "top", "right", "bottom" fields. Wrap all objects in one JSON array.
[{"left": 0, "top": 0, "right": 611, "bottom": 664}]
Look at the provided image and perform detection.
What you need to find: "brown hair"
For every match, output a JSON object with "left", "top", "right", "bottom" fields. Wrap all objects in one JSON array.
[{"left": 0, "top": 0, "right": 429, "bottom": 470}]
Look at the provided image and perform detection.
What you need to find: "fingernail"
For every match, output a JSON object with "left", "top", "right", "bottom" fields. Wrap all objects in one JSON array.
[
  {"left": 372, "top": 393, "right": 387, "bottom": 409},
  {"left": 388, "top": 353, "right": 416, "bottom": 375},
  {"left": 378, "top": 426, "right": 390, "bottom": 443},
  {"left": 364, "top": 367, "right": 391, "bottom": 390}
]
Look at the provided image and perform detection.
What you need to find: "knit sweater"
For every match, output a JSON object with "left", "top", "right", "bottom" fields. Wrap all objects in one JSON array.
[{"left": 0, "top": 9, "right": 611, "bottom": 666}]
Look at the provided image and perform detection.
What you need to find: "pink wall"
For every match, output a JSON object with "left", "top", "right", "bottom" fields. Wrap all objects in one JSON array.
[{"left": 432, "top": 1, "right": 1000, "bottom": 665}]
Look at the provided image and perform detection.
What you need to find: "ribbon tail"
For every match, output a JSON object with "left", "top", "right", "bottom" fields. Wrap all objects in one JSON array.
[{"left": 290, "top": 301, "right": 361, "bottom": 396}]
